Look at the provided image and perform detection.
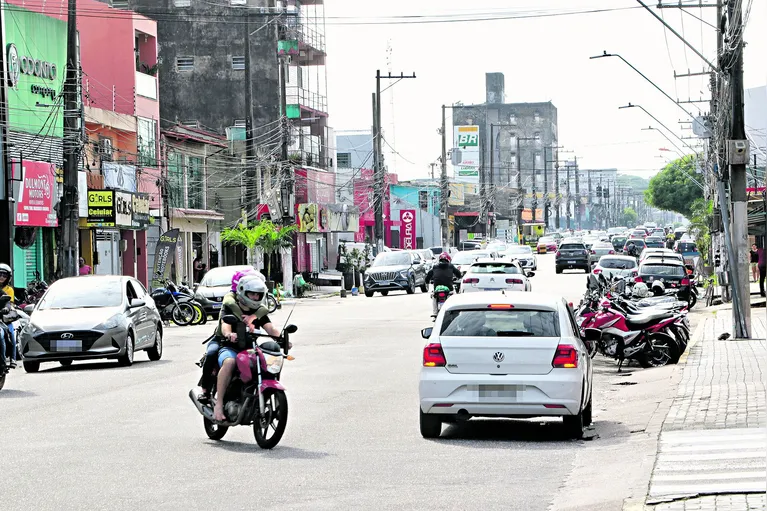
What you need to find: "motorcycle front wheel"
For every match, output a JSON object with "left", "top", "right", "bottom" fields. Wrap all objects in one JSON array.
[
  {"left": 171, "top": 303, "right": 196, "bottom": 326},
  {"left": 253, "top": 388, "right": 288, "bottom": 449},
  {"left": 266, "top": 294, "right": 278, "bottom": 314}
]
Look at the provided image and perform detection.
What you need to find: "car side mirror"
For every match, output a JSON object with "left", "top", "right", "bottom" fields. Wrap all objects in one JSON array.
[
  {"left": 129, "top": 299, "right": 146, "bottom": 308},
  {"left": 526, "top": 271, "right": 536, "bottom": 278},
  {"left": 421, "top": 327, "right": 433, "bottom": 339},
  {"left": 23, "top": 304, "right": 34, "bottom": 315},
  {"left": 284, "top": 324, "right": 298, "bottom": 334}
]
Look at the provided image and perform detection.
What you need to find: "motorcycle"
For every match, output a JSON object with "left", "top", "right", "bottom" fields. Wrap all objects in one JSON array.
[
  {"left": 0, "top": 296, "right": 29, "bottom": 391},
  {"left": 433, "top": 285, "right": 452, "bottom": 319},
  {"left": 14, "top": 271, "right": 48, "bottom": 309},
  {"left": 150, "top": 280, "right": 198, "bottom": 326},
  {"left": 189, "top": 315, "right": 297, "bottom": 449},
  {"left": 177, "top": 282, "right": 208, "bottom": 325}
]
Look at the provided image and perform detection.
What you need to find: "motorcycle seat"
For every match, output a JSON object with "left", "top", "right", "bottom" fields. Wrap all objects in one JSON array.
[{"left": 625, "top": 311, "right": 673, "bottom": 327}]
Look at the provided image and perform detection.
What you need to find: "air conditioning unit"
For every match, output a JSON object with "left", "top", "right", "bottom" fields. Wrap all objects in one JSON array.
[{"left": 99, "top": 138, "right": 113, "bottom": 161}]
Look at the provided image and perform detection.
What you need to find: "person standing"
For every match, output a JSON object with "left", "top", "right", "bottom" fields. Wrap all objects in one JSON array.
[
  {"left": 750, "top": 244, "right": 758, "bottom": 282},
  {"left": 758, "top": 245, "right": 766, "bottom": 298},
  {"left": 78, "top": 257, "right": 91, "bottom": 276},
  {"left": 193, "top": 253, "right": 206, "bottom": 283}
]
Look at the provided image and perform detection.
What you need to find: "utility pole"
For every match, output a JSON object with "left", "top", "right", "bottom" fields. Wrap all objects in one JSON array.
[
  {"left": 489, "top": 123, "right": 495, "bottom": 238},
  {"left": 244, "top": 12, "right": 259, "bottom": 207},
  {"left": 0, "top": 2, "right": 12, "bottom": 267},
  {"left": 440, "top": 105, "right": 448, "bottom": 247},
  {"left": 587, "top": 169, "right": 592, "bottom": 228},
  {"left": 554, "top": 158, "right": 560, "bottom": 230},
  {"left": 516, "top": 136, "right": 522, "bottom": 233},
  {"left": 60, "top": 0, "right": 80, "bottom": 278},
  {"left": 565, "top": 162, "right": 572, "bottom": 229},
  {"left": 574, "top": 156, "right": 581, "bottom": 229},
  {"left": 278, "top": 17, "right": 292, "bottom": 226},
  {"left": 531, "top": 153, "right": 537, "bottom": 223},
  {"left": 373, "top": 70, "right": 416, "bottom": 252},
  {"left": 726, "top": 0, "right": 750, "bottom": 337},
  {"left": 543, "top": 146, "right": 549, "bottom": 228}
]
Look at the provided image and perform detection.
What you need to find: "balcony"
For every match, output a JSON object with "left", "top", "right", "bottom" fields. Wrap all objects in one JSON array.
[
  {"left": 284, "top": 19, "right": 325, "bottom": 66},
  {"left": 135, "top": 71, "right": 157, "bottom": 100},
  {"left": 286, "top": 86, "right": 328, "bottom": 119}
]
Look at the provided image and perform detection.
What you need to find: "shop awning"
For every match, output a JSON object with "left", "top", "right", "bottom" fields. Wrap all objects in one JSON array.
[{"left": 171, "top": 208, "right": 225, "bottom": 221}]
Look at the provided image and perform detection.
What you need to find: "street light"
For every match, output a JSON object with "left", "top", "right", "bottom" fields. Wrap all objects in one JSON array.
[
  {"left": 590, "top": 51, "right": 696, "bottom": 119},
  {"left": 641, "top": 126, "right": 685, "bottom": 157},
  {"left": 618, "top": 103, "right": 700, "bottom": 154}
]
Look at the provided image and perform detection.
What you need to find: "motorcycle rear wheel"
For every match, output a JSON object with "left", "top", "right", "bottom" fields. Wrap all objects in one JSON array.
[
  {"left": 171, "top": 303, "right": 196, "bottom": 326},
  {"left": 190, "top": 303, "right": 207, "bottom": 325},
  {"left": 203, "top": 418, "right": 228, "bottom": 440},
  {"left": 253, "top": 389, "right": 288, "bottom": 449},
  {"left": 638, "top": 337, "right": 675, "bottom": 368}
]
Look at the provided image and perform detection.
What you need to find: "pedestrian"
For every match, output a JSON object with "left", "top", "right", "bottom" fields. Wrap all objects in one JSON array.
[
  {"left": 758, "top": 245, "right": 766, "bottom": 298},
  {"left": 750, "top": 244, "right": 758, "bottom": 282},
  {"left": 193, "top": 253, "right": 205, "bottom": 283},
  {"left": 78, "top": 257, "right": 91, "bottom": 276}
]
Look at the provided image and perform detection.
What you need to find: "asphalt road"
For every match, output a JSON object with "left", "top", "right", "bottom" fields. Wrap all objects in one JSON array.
[{"left": 0, "top": 254, "right": 683, "bottom": 511}]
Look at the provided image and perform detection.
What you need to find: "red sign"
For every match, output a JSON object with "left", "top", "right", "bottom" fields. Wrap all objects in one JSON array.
[
  {"left": 15, "top": 160, "right": 57, "bottom": 227},
  {"left": 400, "top": 209, "right": 416, "bottom": 250}
]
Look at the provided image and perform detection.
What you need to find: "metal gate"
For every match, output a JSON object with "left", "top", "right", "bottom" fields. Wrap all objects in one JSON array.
[{"left": 95, "top": 230, "right": 120, "bottom": 275}]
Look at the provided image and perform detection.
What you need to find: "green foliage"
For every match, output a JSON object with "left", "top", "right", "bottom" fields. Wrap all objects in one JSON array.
[
  {"left": 688, "top": 199, "right": 712, "bottom": 263},
  {"left": 621, "top": 207, "right": 638, "bottom": 227},
  {"left": 644, "top": 156, "right": 703, "bottom": 218},
  {"left": 615, "top": 174, "right": 650, "bottom": 193},
  {"left": 221, "top": 220, "right": 296, "bottom": 278}
]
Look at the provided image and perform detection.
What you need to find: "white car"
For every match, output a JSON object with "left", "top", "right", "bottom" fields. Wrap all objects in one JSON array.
[
  {"left": 592, "top": 255, "right": 638, "bottom": 279},
  {"left": 639, "top": 248, "right": 679, "bottom": 262},
  {"left": 418, "top": 292, "right": 594, "bottom": 439},
  {"left": 460, "top": 259, "right": 532, "bottom": 293},
  {"left": 451, "top": 250, "right": 499, "bottom": 275},
  {"left": 503, "top": 245, "right": 537, "bottom": 270}
]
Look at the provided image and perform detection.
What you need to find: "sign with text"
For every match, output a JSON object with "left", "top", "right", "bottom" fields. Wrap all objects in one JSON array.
[
  {"left": 87, "top": 190, "right": 115, "bottom": 227},
  {"left": 151, "top": 229, "right": 180, "bottom": 290},
  {"left": 399, "top": 209, "right": 416, "bottom": 250},
  {"left": 132, "top": 193, "right": 150, "bottom": 228},
  {"left": 115, "top": 191, "right": 133, "bottom": 227},
  {"left": 453, "top": 125, "right": 480, "bottom": 184},
  {"left": 15, "top": 160, "right": 57, "bottom": 227}
]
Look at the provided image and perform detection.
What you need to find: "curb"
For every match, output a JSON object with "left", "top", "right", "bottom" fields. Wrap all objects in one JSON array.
[
  {"left": 622, "top": 499, "right": 646, "bottom": 511},
  {"left": 676, "top": 315, "right": 707, "bottom": 365}
]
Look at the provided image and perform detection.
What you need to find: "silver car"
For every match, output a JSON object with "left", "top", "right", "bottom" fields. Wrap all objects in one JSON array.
[
  {"left": 589, "top": 241, "right": 616, "bottom": 266},
  {"left": 592, "top": 255, "right": 638, "bottom": 279},
  {"left": 20, "top": 275, "right": 163, "bottom": 372}
]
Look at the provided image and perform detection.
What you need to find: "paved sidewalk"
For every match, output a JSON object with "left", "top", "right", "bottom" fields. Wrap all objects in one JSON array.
[{"left": 642, "top": 315, "right": 767, "bottom": 510}]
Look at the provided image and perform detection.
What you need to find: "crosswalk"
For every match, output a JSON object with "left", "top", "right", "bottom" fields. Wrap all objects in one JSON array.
[{"left": 648, "top": 428, "right": 767, "bottom": 502}]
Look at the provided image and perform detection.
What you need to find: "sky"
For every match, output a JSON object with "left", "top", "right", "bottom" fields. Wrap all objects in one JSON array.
[{"left": 322, "top": 0, "right": 767, "bottom": 181}]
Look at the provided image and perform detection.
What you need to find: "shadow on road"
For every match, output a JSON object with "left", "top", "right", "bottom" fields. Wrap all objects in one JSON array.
[
  {"left": 208, "top": 441, "right": 331, "bottom": 459},
  {"left": 437, "top": 417, "right": 629, "bottom": 444},
  {"left": 0, "top": 388, "right": 37, "bottom": 398},
  {"left": 36, "top": 359, "right": 171, "bottom": 373}
]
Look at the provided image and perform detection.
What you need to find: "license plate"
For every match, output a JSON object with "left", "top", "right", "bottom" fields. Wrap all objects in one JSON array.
[
  {"left": 469, "top": 385, "right": 521, "bottom": 400},
  {"left": 568, "top": 260, "right": 577, "bottom": 264},
  {"left": 378, "top": 281, "right": 390, "bottom": 286},
  {"left": 212, "top": 303, "right": 222, "bottom": 309},
  {"left": 50, "top": 340, "right": 82, "bottom": 352}
]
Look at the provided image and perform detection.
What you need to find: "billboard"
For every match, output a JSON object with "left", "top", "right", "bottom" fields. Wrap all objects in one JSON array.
[
  {"left": 453, "top": 125, "right": 480, "bottom": 184},
  {"left": 400, "top": 209, "right": 416, "bottom": 250},
  {"left": 15, "top": 160, "right": 57, "bottom": 227},
  {"left": 297, "top": 203, "right": 321, "bottom": 233},
  {"left": 103, "top": 163, "right": 137, "bottom": 193},
  {"left": 325, "top": 203, "right": 360, "bottom": 232}
]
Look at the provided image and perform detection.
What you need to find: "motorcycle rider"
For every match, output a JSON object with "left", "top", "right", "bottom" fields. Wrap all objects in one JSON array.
[
  {"left": 212, "top": 275, "right": 283, "bottom": 422},
  {"left": 425, "top": 252, "right": 462, "bottom": 317},
  {"left": 0, "top": 264, "right": 14, "bottom": 302}
]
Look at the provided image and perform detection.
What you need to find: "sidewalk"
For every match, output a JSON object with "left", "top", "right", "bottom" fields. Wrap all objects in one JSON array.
[{"left": 639, "top": 314, "right": 767, "bottom": 510}]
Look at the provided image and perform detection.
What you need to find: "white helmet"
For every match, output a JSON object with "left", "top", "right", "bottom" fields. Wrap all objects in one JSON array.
[
  {"left": 236, "top": 275, "right": 268, "bottom": 309},
  {"left": 632, "top": 282, "right": 649, "bottom": 298}
]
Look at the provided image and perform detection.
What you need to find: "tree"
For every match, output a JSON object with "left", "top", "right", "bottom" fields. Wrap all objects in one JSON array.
[
  {"left": 221, "top": 220, "right": 296, "bottom": 280},
  {"left": 620, "top": 207, "right": 638, "bottom": 227},
  {"left": 644, "top": 156, "right": 703, "bottom": 218},
  {"left": 688, "top": 199, "right": 712, "bottom": 263}
]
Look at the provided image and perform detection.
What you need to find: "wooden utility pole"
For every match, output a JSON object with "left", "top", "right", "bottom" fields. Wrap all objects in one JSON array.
[
  {"left": 0, "top": 2, "right": 12, "bottom": 266},
  {"left": 440, "top": 106, "right": 448, "bottom": 247},
  {"left": 60, "top": 0, "right": 80, "bottom": 277}
]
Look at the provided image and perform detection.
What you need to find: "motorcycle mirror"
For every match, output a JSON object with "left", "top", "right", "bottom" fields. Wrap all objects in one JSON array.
[
  {"left": 23, "top": 304, "right": 34, "bottom": 315},
  {"left": 284, "top": 324, "right": 298, "bottom": 334},
  {"left": 582, "top": 328, "right": 602, "bottom": 342},
  {"left": 421, "top": 327, "right": 433, "bottom": 339},
  {"left": 0, "top": 295, "right": 10, "bottom": 308},
  {"left": 222, "top": 315, "right": 239, "bottom": 325},
  {"left": 526, "top": 271, "right": 536, "bottom": 278}
]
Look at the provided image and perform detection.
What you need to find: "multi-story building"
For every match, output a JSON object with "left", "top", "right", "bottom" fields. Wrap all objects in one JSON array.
[{"left": 453, "top": 73, "right": 559, "bottom": 231}]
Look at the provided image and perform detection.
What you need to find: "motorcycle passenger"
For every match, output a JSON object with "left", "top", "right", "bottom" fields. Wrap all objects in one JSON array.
[
  {"left": 0, "top": 264, "right": 14, "bottom": 302},
  {"left": 425, "top": 252, "right": 462, "bottom": 317},
  {"left": 213, "top": 275, "right": 282, "bottom": 422}
]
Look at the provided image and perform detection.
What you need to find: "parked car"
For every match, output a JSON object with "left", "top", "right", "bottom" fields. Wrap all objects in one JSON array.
[
  {"left": 536, "top": 236, "right": 558, "bottom": 254},
  {"left": 19, "top": 276, "right": 163, "bottom": 372},
  {"left": 194, "top": 265, "right": 256, "bottom": 317},
  {"left": 503, "top": 244, "right": 537, "bottom": 270},
  {"left": 460, "top": 259, "right": 533, "bottom": 293},
  {"left": 637, "top": 259, "right": 691, "bottom": 294},
  {"left": 451, "top": 250, "right": 499, "bottom": 276},
  {"left": 363, "top": 251, "right": 428, "bottom": 297},
  {"left": 555, "top": 241, "right": 590, "bottom": 273},
  {"left": 418, "top": 292, "right": 594, "bottom": 439},
  {"left": 674, "top": 240, "right": 700, "bottom": 264},
  {"left": 588, "top": 241, "right": 615, "bottom": 266},
  {"left": 591, "top": 255, "right": 638, "bottom": 279}
]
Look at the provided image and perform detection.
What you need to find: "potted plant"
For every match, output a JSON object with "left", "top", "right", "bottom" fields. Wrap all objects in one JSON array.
[
  {"left": 337, "top": 241, "right": 354, "bottom": 291},
  {"left": 349, "top": 248, "right": 364, "bottom": 288},
  {"left": 221, "top": 220, "right": 296, "bottom": 290}
]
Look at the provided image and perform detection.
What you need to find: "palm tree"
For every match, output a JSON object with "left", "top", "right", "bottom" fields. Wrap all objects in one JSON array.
[{"left": 221, "top": 220, "right": 296, "bottom": 280}]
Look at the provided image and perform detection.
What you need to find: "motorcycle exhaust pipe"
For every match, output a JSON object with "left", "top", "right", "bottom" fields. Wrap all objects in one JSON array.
[
  {"left": 188, "top": 389, "right": 215, "bottom": 420},
  {"left": 188, "top": 389, "right": 253, "bottom": 427}
]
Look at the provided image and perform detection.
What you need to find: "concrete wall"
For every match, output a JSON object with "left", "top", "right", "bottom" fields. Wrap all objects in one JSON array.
[{"left": 335, "top": 131, "right": 374, "bottom": 170}]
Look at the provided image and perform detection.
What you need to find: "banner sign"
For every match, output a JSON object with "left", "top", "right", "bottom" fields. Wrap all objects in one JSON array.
[
  {"left": 131, "top": 193, "right": 150, "bottom": 228},
  {"left": 400, "top": 209, "right": 416, "bottom": 250},
  {"left": 115, "top": 191, "right": 133, "bottom": 227},
  {"left": 325, "top": 203, "right": 360, "bottom": 233},
  {"left": 102, "top": 162, "right": 137, "bottom": 193},
  {"left": 298, "top": 203, "right": 322, "bottom": 232},
  {"left": 15, "top": 160, "right": 57, "bottom": 227},
  {"left": 151, "top": 228, "right": 180, "bottom": 289},
  {"left": 86, "top": 190, "right": 115, "bottom": 227},
  {"left": 453, "top": 125, "right": 480, "bottom": 184}
]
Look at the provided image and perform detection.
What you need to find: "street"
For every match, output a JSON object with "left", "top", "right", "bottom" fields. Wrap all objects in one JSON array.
[{"left": 0, "top": 255, "right": 682, "bottom": 511}]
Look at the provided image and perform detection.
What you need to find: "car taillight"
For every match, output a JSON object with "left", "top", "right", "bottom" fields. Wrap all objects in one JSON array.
[
  {"left": 506, "top": 278, "right": 524, "bottom": 285},
  {"left": 590, "top": 250, "right": 596, "bottom": 254},
  {"left": 552, "top": 345, "right": 578, "bottom": 369},
  {"left": 463, "top": 277, "right": 479, "bottom": 284},
  {"left": 631, "top": 270, "right": 638, "bottom": 276},
  {"left": 635, "top": 276, "right": 643, "bottom": 282},
  {"left": 437, "top": 292, "right": 447, "bottom": 299},
  {"left": 423, "top": 343, "right": 446, "bottom": 367},
  {"left": 592, "top": 268, "right": 602, "bottom": 274},
  {"left": 608, "top": 250, "right": 615, "bottom": 254},
  {"left": 681, "top": 278, "right": 690, "bottom": 286}
]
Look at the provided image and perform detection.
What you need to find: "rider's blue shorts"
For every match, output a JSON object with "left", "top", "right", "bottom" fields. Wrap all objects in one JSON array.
[{"left": 217, "top": 347, "right": 238, "bottom": 367}]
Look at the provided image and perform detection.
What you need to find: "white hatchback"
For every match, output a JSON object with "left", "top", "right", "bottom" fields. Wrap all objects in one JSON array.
[
  {"left": 460, "top": 259, "right": 532, "bottom": 293},
  {"left": 418, "top": 292, "right": 594, "bottom": 439}
]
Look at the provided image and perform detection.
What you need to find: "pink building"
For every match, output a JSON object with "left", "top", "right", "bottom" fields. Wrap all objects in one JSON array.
[{"left": 354, "top": 169, "right": 399, "bottom": 246}]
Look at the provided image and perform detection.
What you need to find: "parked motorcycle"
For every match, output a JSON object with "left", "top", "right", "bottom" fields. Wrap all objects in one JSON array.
[
  {"left": 177, "top": 282, "right": 208, "bottom": 325},
  {"left": 150, "top": 280, "right": 198, "bottom": 326},
  {"left": 189, "top": 315, "right": 297, "bottom": 449}
]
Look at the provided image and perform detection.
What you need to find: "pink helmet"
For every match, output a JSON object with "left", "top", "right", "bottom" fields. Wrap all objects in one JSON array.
[{"left": 231, "top": 268, "right": 265, "bottom": 292}]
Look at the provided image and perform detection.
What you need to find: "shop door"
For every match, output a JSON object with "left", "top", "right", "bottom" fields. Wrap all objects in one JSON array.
[{"left": 95, "top": 230, "right": 120, "bottom": 275}]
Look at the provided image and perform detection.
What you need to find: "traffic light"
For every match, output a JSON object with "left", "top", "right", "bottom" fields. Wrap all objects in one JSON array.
[
  {"left": 604, "top": 188, "right": 609, "bottom": 199},
  {"left": 596, "top": 185, "right": 602, "bottom": 196}
]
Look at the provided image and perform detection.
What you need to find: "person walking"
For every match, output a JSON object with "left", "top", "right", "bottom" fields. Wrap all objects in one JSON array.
[
  {"left": 758, "top": 245, "right": 766, "bottom": 298},
  {"left": 78, "top": 257, "right": 91, "bottom": 276},
  {"left": 750, "top": 244, "right": 758, "bottom": 282}
]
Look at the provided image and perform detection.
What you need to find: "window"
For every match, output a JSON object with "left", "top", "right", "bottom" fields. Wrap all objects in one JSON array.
[
  {"left": 231, "top": 56, "right": 245, "bottom": 70},
  {"left": 182, "top": 120, "right": 199, "bottom": 128},
  {"left": 172, "top": 0, "right": 191, "bottom": 6},
  {"left": 234, "top": 119, "right": 246, "bottom": 128},
  {"left": 509, "top": 113, "right": 517, "bottom": 125},
  {"left": 167, "top": 151, "right": 184, "bottom": 208},
  {"left": 440, "top": 309, "right": 560, "bottom": 337},
  {"left": 176, "top": 56, "right": 194, "bottom": 72},
  {"left": 535, "top": 152, "right": 542, "bottom": 167},
  {"left": 337, "top": 152, "right": 351, "bottom": 168},
  {"left": 419, "top": 190, "right": 428, "bottom": 210},
  {"left": 138, "top": 117, "right": 157, "bottom": 167},
  {"left": 534, "top": 112, "right": 541, "bottom": 123},
  {"left": 469, "top": 263, "right": 521, "bottom": 274},
  {"left": 534, "top": 132, "right": 541, "bottom": 142},
  {"left": 111, "top": 0, "right": 129, "bottom": 8},
  {"left": 187, "top": 156, "right": 204, "bottom": 209}
]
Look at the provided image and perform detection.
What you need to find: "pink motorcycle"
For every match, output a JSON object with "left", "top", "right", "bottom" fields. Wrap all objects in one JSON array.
[{"left": 190, "top": 316, "right": 297, "bottom": 449}]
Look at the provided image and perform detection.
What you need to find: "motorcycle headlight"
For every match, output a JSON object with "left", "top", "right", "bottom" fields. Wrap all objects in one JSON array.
[
  {"left": 265, "top": 354, "right": 284, "bottom": 374},
  {"left": 96, "top": 314, "right": 122, "bottom": 330}
]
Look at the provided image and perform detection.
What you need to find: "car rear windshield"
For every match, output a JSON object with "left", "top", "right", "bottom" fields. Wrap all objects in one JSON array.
[
  {"left": 559, "top": 243, "right": 585, "bottom": 250},
  {"left": 453, "top": 252, "right": 489, "bottom": 264},
  {"left": 470, "top": 263, "right": 521, "bottom": 274},
  {"left": 507, "top": 246, "right": 532, "bottom": 255},
  {"left": 626, "top": 240, "right": 646, "bottom": 247},
  {"left": 646, "top": 241, "right": 665, "bottom": 248},
  {"left": 201, "top": 267, "right": 248, "bottom": 287},
  {"left": 440, "top": 309, "right": 560, "bottom": 337},
  {"left": 677, "top": 243, "right": 698, "bottom": 252},
  {"left": 612, "top": 237, "right": 627, "bottom": 244},
  {"left": 600, "top": 258, "right": 637, "bottom": 269},
  {"left": 641, "top": 264, "right": 685, "bottom": 277}
]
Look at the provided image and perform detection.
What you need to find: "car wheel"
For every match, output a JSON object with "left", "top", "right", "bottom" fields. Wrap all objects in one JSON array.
[
  {"left": 147, "top": 327, "right": 163, "bottom": 361},
  {"left": 380, "top": 290, "right": 389, "bottom": 296},
  {"left": 420, "top": 283, "right": 429, "bottom": 293},
  {"left": 419, "top": 408, "right": 442, "bottom": 439},
  {"left": 563, "top": 409, "right": 584, "bottom": 439},
  {"left": 118, "top": 332, "right": 135, "bottom": 367},
  {"left": 406, "top": 277, "right": 415, "bottom": 295},
  {"left": 59, "top": 360, "right": 73, "bottom": 367},
  {"left": 555, "top": 266, "right": 562, "bottom": 274},
  {"left": 583, "top": 395, "right": 593, "bottom": 426},
  {"left": 23, "top": 361, "right": 40, "bottom": 373},
  {"left": 364, "top": 289, "right": 374, "bottom": 297}
]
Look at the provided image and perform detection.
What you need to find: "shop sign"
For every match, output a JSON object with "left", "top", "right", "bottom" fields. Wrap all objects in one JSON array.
[
  {"left": 298, "top": 203, "right": 321, "bottom": 233},
  {"left": 132, "top": 193, "right": 150, "bottom": 228},
  {"left": 103, "top": 162, "right": 137, "bottom": 193},
  {"left": 78, "top": 171, "right": 88, "bottom": 217},
  {"left": 115, "top": 191, "right": 133, "bottom": 227},
  {"left": 325, "top": 203, "right": 360, "bottom": 233},
  {"left": 87, "top": 190, "right": 115, "bottom": 227},
  {"left": 151, "top": 229, "right": 180, "bottom": 290},
  {"left": 15, "top": 160, "right": 57, "bottom": 227},
  {"left": 400, "top": 209, "right": 416, "bottom": 250}
]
